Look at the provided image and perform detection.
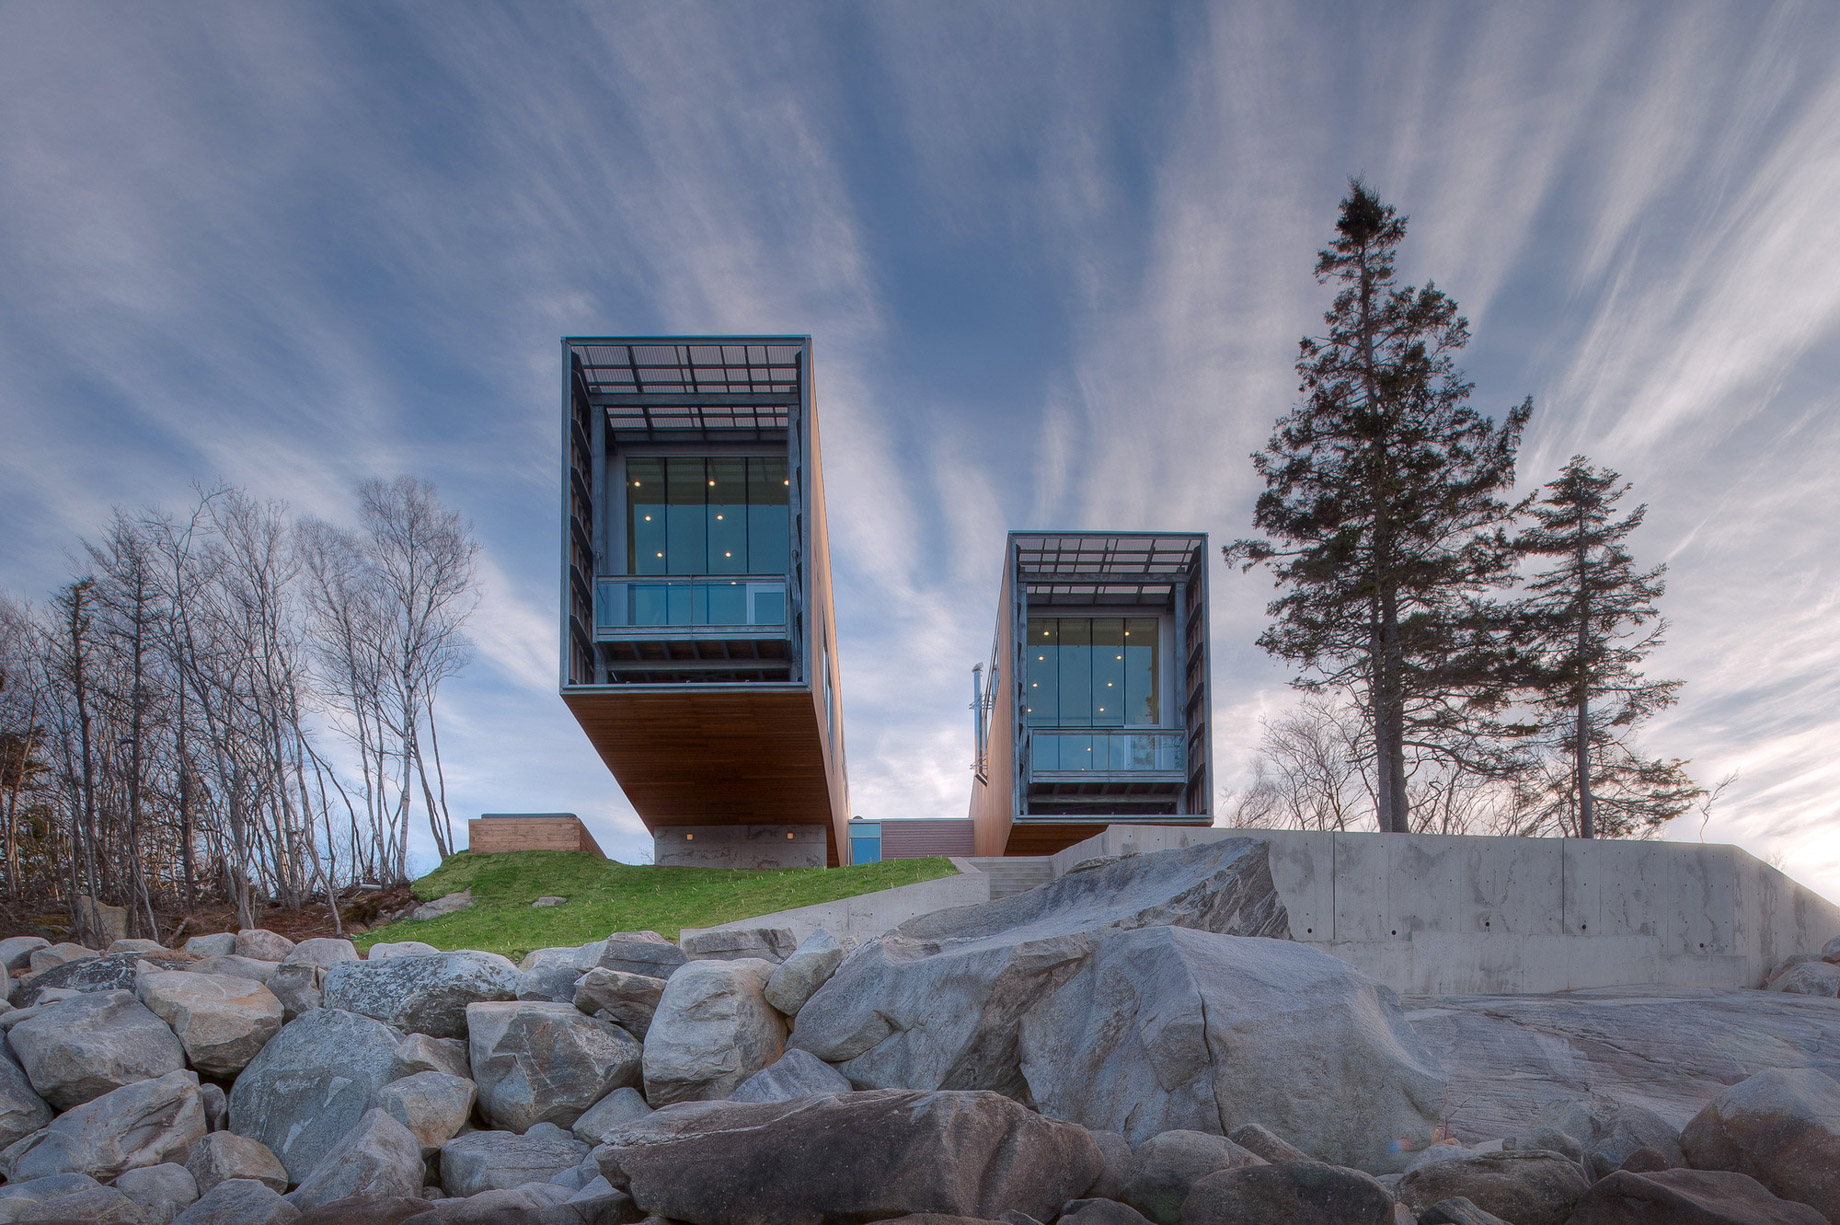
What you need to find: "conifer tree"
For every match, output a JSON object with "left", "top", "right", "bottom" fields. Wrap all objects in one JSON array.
[
  {"left": 1513, "top": 456, "right": 1701, "bottom": 837},
  {"left": 1227, "top": 181, "right": 1530, "bottom": 833}
]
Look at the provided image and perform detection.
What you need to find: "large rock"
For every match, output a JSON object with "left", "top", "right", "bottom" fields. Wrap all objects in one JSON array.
[
  {"left": 1119, "top": 1130, "right": 1264, "bottom": 1225},
  {"left": 1564, "top": 1167, "right": 1828, "bottom": 1225},
  {"left": 468, "top": 1001, "right": 642, "bottom": 1132},
  {"left": 263, "top": 964, "right": 322, "bottom": 1022},
  {"left": 572, "top": 1087, "right": 653, "bottom": 1145},
  {"left": 377, "top": 1071, "right": 476, "bottom": 1155},
  {"left": 26, "top": 941, "right": 95, "bottom": 974},
  {"left": 0, "top": 1173, "right": 103, "bottom": 1213},
  {"left": 281, "top": 940, "right": 357, "bottom": 970},
  {"left": 792, "top": 839, "right": 1288, "bottom": 1098},
  {"left": 227, "top": 1007, "right": 405, "bottom": 1183},
  {"left": 392, "top": 1033, "right": 471, "bottom": 1080},
  {"left": 574, "top": 969, "right": 666, "bottom": 1038},
  {"left": 234, "top": 931, "right": 296, "bottom": 962},
  {"left": 1521, "top": 1096, "right": 1684, "bottom": 1180},
  {"left": 283, "top": 1107, "right": 423, "bottom": 1212},
  {"left": 186, "top": 1131, "right": 288, "bottom": 1195},
  {"left": 729, "top": 1049, "right": 854, "bottom": 1104},
  {"left": 0, "top": 938, "right": 50, "bottom": 973},
  {"left": 763, "top": 929, "right": 845, "bottom": 1016},
  {"left": 1393, "top": 1150, "right": 1590, "bottom": 1225},
  {"left": 408, "top": 890, "right": 470, "bottom": 921},
  {"left": 1416, "top": 1197, "right": 1513, "bottom": 1225},
  {"left": 439, "top": 1125, "right": 590, "bottom": 1198},
  {"left": 11, "top": 1184, "right": 150, "bottom": 1222},
  {"left": 115, "top": 1162, "right": 200, "bottom": 1225},
  {"left": 365, "top": 941, "right": 440, "bottom": 960},
  {"left": 173, "top": 1178, "right": 298, "bottom": 1225},
  {"left": 681, "top": 927, "right": 797, "bottom": 964},
  {"left": 14, "top": 953, "right": 190, "bottom": 1008},
  {"left": 136, "top": 971, "right": 284, "bottom": 1077},
  {"left": 9, "top": 990, "right": 186, "bottom": 1109},
  {"left": 180, "top": 935, "right": 236, "bottom": 959},
  {"left": 1406, "top": 985, "right": 1840, "bottom": 1140},
  {"left": 1180, "top": 1161, "right": 1395, "bottom": 1225},
  {"left": 1019, "top": 926, "right": 1445, "bottom": 1171},
  {"left": 189, "top": 955, "right": 278, "bottom": 985},
  {"left": 2, "top": 1069, "right": 205, "bottom": 1183},
  {"left": 1769, "top": 962, "right": 1840, "bottom": 997},
  {"left": 321, "top": 952, "right": 519, "bottom": 1038},
  {"left": 1679, "top": 1065, "right": 1840, "bottom": 1222},
  {"left": 598, "top": 1089, "right": 1103, "bottom": 1225},
  {"left": 414, "top": 1184, "right": 575, "bottom": 1223},
  {"left": 289, "top": 1195, "right": 428, "bottom": 1225},
  {"left": 597, "top": 933, "right": 687, "bottom": 980},
  {"left": 0, "top": 1055, "right": 53, "bottom": 1150},
  {"left": 516, "top": 946, "right": 598, "bottom": 1003},
  {"left": 643, "top": 958, "right": 786, "bottom": 1105}
]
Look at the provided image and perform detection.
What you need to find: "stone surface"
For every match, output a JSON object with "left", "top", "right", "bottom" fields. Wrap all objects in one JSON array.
[
  {"left": 172, "top": 1178, "right": 299, "bottom": 1225},
  {"left": 728, "top": 1048, "right": 854, "bottom": 1104},
  {"left": 468, "top": 1001, "right": 643, "bottom": 1132},
  {"left": 14, "top": 953, "right": 190, "bottom": 1008},
  {"left": 1180, "top": 1161, "right": 1396, "bottom": 1225},
  {"left": 1416, "top": 1199, "right": 1513, "bottom": 1225},
  {"left": 322, "top": 951, "right": 520, "bottom": 1038},
  {"left": 534, "top": 896, "right": 568, "bottom": 908},
  {"left": 1393, "top": 1150, "right": 1590, "bottom": 1225},
  {"left": 1823, "top": 934, "right": 1840, "bottom": 963},
  {"left": 762, "top": 929, "right": 845, "bottom": 1016},
  {"left": 9, "top": 990, "right": 186, "bottom": 1109},
  {"left": 598, "top": 1089, "right": 1102, "bottom": 1225},
  {"left": 72, "top": 897, "right": 128, "bottom": 947},
  {"left": 2, "top": 1069, "right": 204, "bottom": 1183},
  {"left": 1061, "top": 1199, "right": 1152, "bottom": 1225},
  {"left": 13, "top": 1184, "right": 150, "bottom": 1222},
  {"left": 792, "top": 839, "right": 1288, "bottom": 1101},
  {"left": 393, "top": 1033, "right": 471, "bottom": 1080},
  {"left": 378, "top": 1071, "right": 476, "bottom": 1155},
  {"left": 410, "top": 1184, "right": 575, "bottom": 1223},
  {"left": 289, "top": 1195, "right": 428, "bottom": 1225},
  {"left": 263, "top": 964, "right": 322, "bottom": 1022},
  {"left": 234, "top": 930, "right": 296, "bottom": 962},
  {"left": 228, "top": 1007, "right": 405, "bottom": 1184},
  {"left": 199, "top": 1083, "right": 225, "bottom": 1133},
  {"left": 572, "top": 1087, "right": 654, "bottom": 1145},
  {"left": 1086, "top": 1130, "right": 1133, "bottom": 1202},
  {"left": 367, "top": 941, "right": 440, "bottom": 960},
  {"left": 0, "top": 1173, "right": 103, "bottom": 1211},
  {"left": 408, "top": 889, "right": 471, "bottom": 921},
  {"left": 1228, "top": 1123, "right": 1310, "bottom": 1165},
  {"left": 1020, "top": 927, "right": 1445, "bottom": 1171},
  {"left": 108, "top": 940, "right": 173, "bottom": 957},
  {"left": 0, "top": 1055, "right": 53, "bottom": 1150},
  {"left": 1769, "top": 962, "right": 1840, "bottom": 997},
  {"left": 1119, "top": 1130, "right": 1265, "bottom": 1225},
  {"left": 574, "top": 969, "right": 665, "bottom": 1038},
  {"left": 27, "top": 942, "right": 96, "bottom": 974},
  {"left": 188, "top": 955, "right": 278, "bottom": 985},
  {"left": 440, "top": 1126, "right": 591, "bottom": 1198},
  {"left": 1679, "top": 1065, "right": 1840, "bottom": 1223},
  {"left": 284, "top": 1107, "right": 423, "bottom": 1212},
  {"left": 516, "top": 954, "right": 586, "bottom": 1005},
  {"left": 186, "top": 1131, "right": 288, "bottom": 1195},
  {"left": 114, "top": 1162, "right": 200, "bottom": 1225},
  {"left": 1405, "top": 986, "right": 1840, "bottom": 1140},
  {"left": 1565, "top": 1168, "right": 1828, "bottom": 1225},
  {"left": 1522, "top": 1096, "right": 1684, "bottom": 1180},
  {"left": 137, "top": 971, "right": 284, "bottom": 1076},
  {"left": 643, "top": 958, "right": 786, "bottom": 1105},
  {"left": 0, "top": 937, "right": 50, "bottom": 973},
  {"left": 681, "top": 927, "right": 798, "bottom": 964},
  {"left": 180, "top": 935, "right": 236, "bottom": 959},
  {"left": 597, "top": 933, "right": 687, "bottom": 980},
  {"left": 281, "top": 939, "right": 357, "bottom": 970}
]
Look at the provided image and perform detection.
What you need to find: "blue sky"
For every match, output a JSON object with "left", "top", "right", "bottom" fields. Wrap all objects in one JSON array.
[{"left": 3, "top": 1, "right": 1838, "bottom": 895}]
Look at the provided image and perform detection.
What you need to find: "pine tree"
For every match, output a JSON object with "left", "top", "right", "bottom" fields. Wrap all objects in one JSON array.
[
  {"left": 1513, "top": 456, "right": 1701, "bottom": 837},
  {"left": 1227, "top": 180, "right": 1530, "bottom": 833}
]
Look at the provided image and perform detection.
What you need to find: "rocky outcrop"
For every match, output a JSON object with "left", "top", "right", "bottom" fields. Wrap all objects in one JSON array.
[
  {"left": 227, "top": 1008, "right": 405, "bottom": 1184},
  {"left": 599, "top": 1089, "right": 1104, "bottom": 1225},
  {"left": 1679, "top": 1065, "right": 1840, "bottom": 1223},
  {"left": 9, "top": 991, "right": 187, "bottom": 1109},
  {"left": 284, "top": 1108, "right": 423, "bottom": 1212},
  {"left": 791, "top": 839, "right": 1289, "bottom": 1099},
  {"left": 1180, "top": 1161, "right": 1396, "bottom": 1225},
  {"left": 762, "top": 929, "right": 844, "bottom": 1016},
  {"left": 467, "top": 1001, "right": 641, "bottom": 1132},
  {"left": 321, "top": 952, "right": 519, "bottom": 1038},
  {"left": 1393, "top": 1150, "right": 1591, "bottom": 1225},
  {"left": 681, "top": 927, "right": 797, "bottom": 964},
  {"left": 642, "top": 958, "right": 785, "bottom": 1105},
  {"left": 1516, "top": 1096, "right": 1684, "bottom": 1180},
  {"left": 439, "top": 1125, "right": 590, "bottom": 1198},
  {"left": 1564, "top": 1168, "right": 1828, "bottom": 1224},
  {"left": 1117, "top": 1130, "right": 1264, "bottom": 1225},
  {"left": 14, "top": 952, "right": 191, "bottom": 1008},
  {"left": 137, "top": 971, "right": 284, "bottom": 1077},
  {"left": 2, "top": 1069, "right": 205, "bottom": 1183}
]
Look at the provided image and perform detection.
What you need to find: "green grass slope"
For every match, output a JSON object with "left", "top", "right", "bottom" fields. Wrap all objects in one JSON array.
[{"left": 353, "top": 851, "right": 958, "bottom": 961}]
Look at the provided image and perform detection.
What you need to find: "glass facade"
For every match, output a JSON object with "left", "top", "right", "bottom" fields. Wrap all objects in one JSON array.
[
  {"left": 627, "top": 456, "right": 789, "bottom": 576},
  {"left": 1025, "top": 617, "right": 1159, "bottom": 727}
]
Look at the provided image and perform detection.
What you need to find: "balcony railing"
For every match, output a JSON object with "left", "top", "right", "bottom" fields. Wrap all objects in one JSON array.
[
  {"left": 596, "top": 577, "right": 786, "bottom": 631},
  {"left": 1028, "top": 728, "right": 1185, "bottom": 774}
]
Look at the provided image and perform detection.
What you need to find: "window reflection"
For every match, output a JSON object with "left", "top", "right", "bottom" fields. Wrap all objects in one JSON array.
[
  {"left": 1024, "top": 616, "right": 1160, "bottom": 727},
  {"left": 626, "top": 456, "right": 788, "bottom": 577}
]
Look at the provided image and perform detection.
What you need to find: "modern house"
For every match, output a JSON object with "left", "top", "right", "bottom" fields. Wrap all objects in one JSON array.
[
  {"left": 968, "top": 532, "right": 1214, "bottom": 856},
  {"left": 558, "top": 336, "right": 849, "bottom": 868}
]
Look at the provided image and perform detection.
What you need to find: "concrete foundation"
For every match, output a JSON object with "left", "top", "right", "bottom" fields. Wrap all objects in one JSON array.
[
  {"left": 653, "top": 824, "right": 827, "bottom": 869},
  {"left": 681, "top": 857, "right": 992, "bottom": 944}
]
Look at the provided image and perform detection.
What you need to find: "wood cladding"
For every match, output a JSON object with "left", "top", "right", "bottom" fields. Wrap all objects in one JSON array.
[
  {"left": 1003, "top": 818, "right": 1211, "bottom": 858},
  {"left": 470, "top": 816, "right": 606, "bottom": 857}
]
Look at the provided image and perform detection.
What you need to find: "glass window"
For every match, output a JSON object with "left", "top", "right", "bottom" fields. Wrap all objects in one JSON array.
[
  {"left": 748, "top": 458, "right": 790, "bottom": 574},
  {"left": 1026, "top": 616, "right": 1160, "bottom": 728},
  {"left": 1027, "top": 620, "right": 1058, "bottom": 726},
  {"left": 1092, "top": 619, "right": 1124, "bottom": 728},
  {"left": 624, "top": 455, "right": 791, "bottom": 578},
  {"left": 1125, "top": 617, "right": 1159, "bottom": 725},
  {"left": 627, "top": 458, "right": 667, "bottom": 575},
  {"left": 708, "top": 459, "right": 747, "bottom": 575},
  {"left": 666, "top": 459, "right": 709, "bottom": 575}
]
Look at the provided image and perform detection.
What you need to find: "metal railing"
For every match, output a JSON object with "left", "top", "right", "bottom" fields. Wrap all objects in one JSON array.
[
  {"left": 596, "top": 577, "right": 787, "bottom": 630},
  {"left": 1028, "top": 728, "right": 1185, "bottom": 774}
]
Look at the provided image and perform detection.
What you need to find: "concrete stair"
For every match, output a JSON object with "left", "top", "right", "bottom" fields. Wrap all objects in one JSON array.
[{"left": 967, "top": 856, "right": 1055, "bottom": 899}]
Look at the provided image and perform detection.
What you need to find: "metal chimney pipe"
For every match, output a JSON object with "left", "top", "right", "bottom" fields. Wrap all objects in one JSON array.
[{"left": 971, "top": 664, "right": 985, "bottom": 774}]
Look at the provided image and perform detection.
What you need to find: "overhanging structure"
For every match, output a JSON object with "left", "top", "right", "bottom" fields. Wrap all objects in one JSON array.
[{"left": 559, "top": 337, "right": 849, "bottom": 868}]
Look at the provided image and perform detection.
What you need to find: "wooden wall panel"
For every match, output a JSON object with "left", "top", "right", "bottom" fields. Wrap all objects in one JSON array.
[
  {"left": 969, "top": 555, "right": 1017, "bottom": 856},
  {"left": 470, "top": 816, "right": 606, "bottom": 857}
]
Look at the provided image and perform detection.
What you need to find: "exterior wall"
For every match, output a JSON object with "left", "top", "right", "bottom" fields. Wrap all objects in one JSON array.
[
  {"left": 654, "top": 824, "right": 827, "bottom": 869},
  {"left": 882, "top": 818, "right": 976, "bottom": 858},
  {"left": 469, "top": 815, "right": 606, "bottom": 857},
  {"left": 680, "top": 856, "right": 991, "bottom": 943},
  {"left": 802, "top": 387, "right": 851, "bottom": 863},
  {"left": 1046, "top": 825, "right": 1840, "bottom": 995},
  {"left": 968, "top": 558, "right": 1017, "bottom": 856}
]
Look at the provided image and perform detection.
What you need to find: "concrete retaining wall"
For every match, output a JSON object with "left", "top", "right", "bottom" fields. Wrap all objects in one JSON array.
[
  {"left": 1049, "top": 826, "right": 1840, "bottom": 995},
  {"left": 680, "top": 857, "right": 991, "bottom": 943},
  {"left": 653, "top": 824, "right": 827, "bottom": 869}
]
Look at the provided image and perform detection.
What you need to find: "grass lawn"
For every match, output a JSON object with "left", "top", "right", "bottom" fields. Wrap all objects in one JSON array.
[{"left": 353, "top": 851, "right": 959, "bottom": 961}]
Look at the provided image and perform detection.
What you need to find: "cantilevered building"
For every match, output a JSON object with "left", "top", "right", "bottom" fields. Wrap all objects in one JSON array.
[
  {"left": 559, "top": 337, "right": 849, "bottom": 868},
  {"left": 968, "top": 532, "right": 1213, "bottom": 856}
]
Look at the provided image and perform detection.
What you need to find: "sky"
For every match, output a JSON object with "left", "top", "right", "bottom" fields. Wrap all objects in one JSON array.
[{"left": 2, "top": 1, "right": 1838, "bottom": 895}]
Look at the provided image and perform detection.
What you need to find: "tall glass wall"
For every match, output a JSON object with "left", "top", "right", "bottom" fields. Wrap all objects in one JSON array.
[
  {"left": 626, "top": 456, "right": 789, "bottom": 576},
  {"left": 1024, "top": 617, "right": 1160, "bottom": 727}
]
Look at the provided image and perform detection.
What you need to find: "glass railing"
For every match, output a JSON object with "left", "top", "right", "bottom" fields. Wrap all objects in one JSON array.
[
  {"left": 596, "top": 577, "right": 787, "bottom": 630},
  {"left": 1029, "top": 728, "right": 1185, "bottom": 773}
]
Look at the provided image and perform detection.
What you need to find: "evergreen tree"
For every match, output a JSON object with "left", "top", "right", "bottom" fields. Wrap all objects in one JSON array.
[
  {"left": 1513, "top": 456, "right": 1701, "bottom": 837},
  {"left": 1227, "top": 180, "right": 1530, "bottom": 833}
]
